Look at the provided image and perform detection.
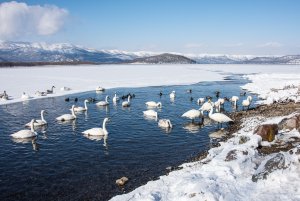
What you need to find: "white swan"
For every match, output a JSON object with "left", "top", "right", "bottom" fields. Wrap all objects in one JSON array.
[
  {"left": 197, "top": 98, "right": 205, "bottom": 105},
  {"left": 11, "top": 119, "right": 38, "bottom": 138},
  {"left": 230, "top": 96, "right": 239, "bottom": 107},
  {"left": 56, "top": 105, "right": 77, "bottom": 121},
  {"left": 0, "top": 91, "right": 8, "bottom": 100},
  {"left": 25, "top": 110, "right": 47, "bottom": 127},
  {"left": 218, "top": 98, "right": 226, "bottom": 105},
  {"left": 35, "top": 91, "right": 47, "bottom": 96},
  {"left": 158, "top": 119, "right": 172, "bottom": 128},
  {"left": 96, "top": 86, "right": 105, "bottom": 92},
  {"left": 96, "top": 95, "right": 109, "bottom": 106},
  {"left": 82, "top": 118, "right": 109, "bottom": 136},
  {"left": 208, "top": 105, "right": 233, "bottom": 128},
  {"left": 143, "top": 109, "right": 158, "bottom": 120},
  {"left": 60, "top": 86, "right": 71, "bottom": 91},
  {"left": 21, "top": 92, "right": 31, "bottom": 100},
  {"left": 145, "top": 101, "right": 162, "bottom": 108},
  {"left": 214, "top": 100, "right": 221, "bottom": 112},
  {"left": 170, "top": 91, "right": 176, "bottom": 99},
  {"left": 242, "top": 96, "right": 252, "bottom": 110},
  {"left": 182, "top": 109, "right": 204, "bottom": 122},
  {"left": 122, "top": 96, "right": 131, "bottom": 107},
  {"left": 200, "top": 100, "right": 214, "bottom": 113},
  {"left": 113, "top": 92, "right": 120, "bottom": 103},
  {"left": 72, "top": 99, "right": 89, "bottom": 112}
]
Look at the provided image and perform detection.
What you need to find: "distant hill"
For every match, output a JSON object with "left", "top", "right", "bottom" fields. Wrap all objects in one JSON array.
[
  {"left": 0, "top": 41, "right": 299, "bottom": 65},
  {"left": 129, "top": 53, "right": 196, "bottom": 64}
]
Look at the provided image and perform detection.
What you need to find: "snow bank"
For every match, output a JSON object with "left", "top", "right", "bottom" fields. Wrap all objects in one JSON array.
[
  {"left": 111, "top": 115, "right": 300, "bottom": 201},
  {"left": 242, "top": 74, "right": 300, "bottom": 105}
]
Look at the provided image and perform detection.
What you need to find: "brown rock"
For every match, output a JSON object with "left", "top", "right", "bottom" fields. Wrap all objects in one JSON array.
[
  {"left": 278, "top": 114, "right": 300, "bottom": 131},
  {"left": 254, "top": 124, "right": 278, "bottom": 142}
]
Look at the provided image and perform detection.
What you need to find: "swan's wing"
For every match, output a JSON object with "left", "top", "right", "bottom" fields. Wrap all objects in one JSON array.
[
  {"left": 56, "top": 114, "right": 74, "bottom": 121},
  {"left": 11, "top": 130, "right": 36, "bottom": 138},
  {"left": 82, "top": 128, "right": 104, "bottom": 135}
]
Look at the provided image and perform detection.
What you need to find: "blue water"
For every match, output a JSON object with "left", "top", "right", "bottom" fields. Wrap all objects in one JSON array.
[{"left": 0, "top": 76, "right": 256, "bottom": 201}]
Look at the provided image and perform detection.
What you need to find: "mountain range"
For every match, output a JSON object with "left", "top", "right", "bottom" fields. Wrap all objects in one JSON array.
[{"left": 0, "top": 41, "right": 299, "bottom": 65}]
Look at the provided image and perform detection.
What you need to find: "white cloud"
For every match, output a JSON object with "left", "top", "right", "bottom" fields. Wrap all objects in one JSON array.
[
  {"left": 258, "top": 42, "right": 283, "bottom": 48},
  {"left": 0, "top": 1, "right": 68, "bottom": 39}
]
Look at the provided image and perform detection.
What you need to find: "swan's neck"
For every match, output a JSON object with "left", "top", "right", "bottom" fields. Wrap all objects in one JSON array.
[
  {"left": 114, "top": 93, "right": 117, "bottom": 98},
  {"left": 84, "top": 101, "right": 88, "bottom": 109},
  {"left": 168, "top": 120, "right": 172, "bottom": 128},
  {"left": 209, "top": 106, "right": 214, "bottom": 117},
  {"left": 102, "top": 119, "right": 108, "bottom": 133},
  {"left": 41, "top": 111, "right": 45, "bottom": 121},
  {"left": 30, "top": 121, "right": 35, "bottom": 132},
  {"left": 128, "top": 96, "right": 131, "bottom": 102},
  {"left": 72, "top": 107, "right": 76, "bottom": 117},
  {"left": 105, "top": 96, "right": 109, "bottom": 102},
  {"left": 155, "top": 113, "right": 158, "bottom": 121}
]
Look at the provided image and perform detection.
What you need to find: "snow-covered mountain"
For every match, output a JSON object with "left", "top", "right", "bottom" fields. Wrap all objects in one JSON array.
[
  {"left": 0, "top": 41, "right": 150, "bottom": 63},
  {"left": 0, "top": 41, "right": 299, "bottom": 64}
]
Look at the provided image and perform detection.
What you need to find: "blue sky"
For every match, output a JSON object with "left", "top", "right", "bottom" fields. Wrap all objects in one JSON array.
[{"left": 1, "top": 0, "right": 300, "bottom": 55}]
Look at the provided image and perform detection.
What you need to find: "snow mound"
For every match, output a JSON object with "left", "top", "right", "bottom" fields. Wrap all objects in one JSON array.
[{"left": 242, "top": 74, "right": 300, "bottom": 105}]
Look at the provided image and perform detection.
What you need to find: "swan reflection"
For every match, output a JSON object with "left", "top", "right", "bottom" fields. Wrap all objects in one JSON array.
[
  {"left": 11, "top": 137, "right": 39, "bottom": 151},
  {"left": 84, "top": 134, "right": 108, "bottom": 147},
  {"left": 183, "top": 122, "right": 202, "bottom": 133}
]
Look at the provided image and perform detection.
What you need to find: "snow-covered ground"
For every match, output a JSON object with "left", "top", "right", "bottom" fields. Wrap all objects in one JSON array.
[
  {"left": 111, "top": 114, "right": 300, "bottom": 201},
  {"left": 1, "top": 64, "right": 300, "bottom": 105},
  {"left": 242, "top": 74, "right": 300, "bottom": 105}
]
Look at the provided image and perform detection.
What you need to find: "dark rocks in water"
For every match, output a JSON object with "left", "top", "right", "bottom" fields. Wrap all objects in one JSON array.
[
  {"left": 278, "top": 114, "right": 300, "bottom": 131},
  {"left": 190, "top": 97, "right": 194, "bottom": 102},
  {"left": 64, "top": 97, "right": 70, "bottom": 102},
  {"left": 74, "top": 97, "right": 78, "bottom": 102},
  {"left": 252, "top": 153, "right": 286, "bottom": 182},
  {"left": 254, "top": 124, "right": 278, "bottom": 142}
]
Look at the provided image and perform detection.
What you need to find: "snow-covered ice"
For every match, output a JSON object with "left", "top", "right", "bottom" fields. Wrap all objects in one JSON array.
[{"left": 1, "top": 64, "right": 300, "bottom": 105}]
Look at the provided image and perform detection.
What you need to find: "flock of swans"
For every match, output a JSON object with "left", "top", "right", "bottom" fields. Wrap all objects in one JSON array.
[{"left": 10, "top": 86, "right": 253, "bottom": 142}]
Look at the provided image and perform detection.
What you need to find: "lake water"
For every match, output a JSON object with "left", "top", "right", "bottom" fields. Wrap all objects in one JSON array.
[{"left": 0, "top": 75, "right": 256, "bottom": 201}]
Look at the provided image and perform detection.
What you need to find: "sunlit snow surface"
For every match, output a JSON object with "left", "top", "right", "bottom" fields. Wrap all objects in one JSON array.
[
  {"left": 1, "top": 64, "right": 300, "bottom": 105},
  {"left": 243, "top": 73, "right": 300, "bottom": 105}
]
